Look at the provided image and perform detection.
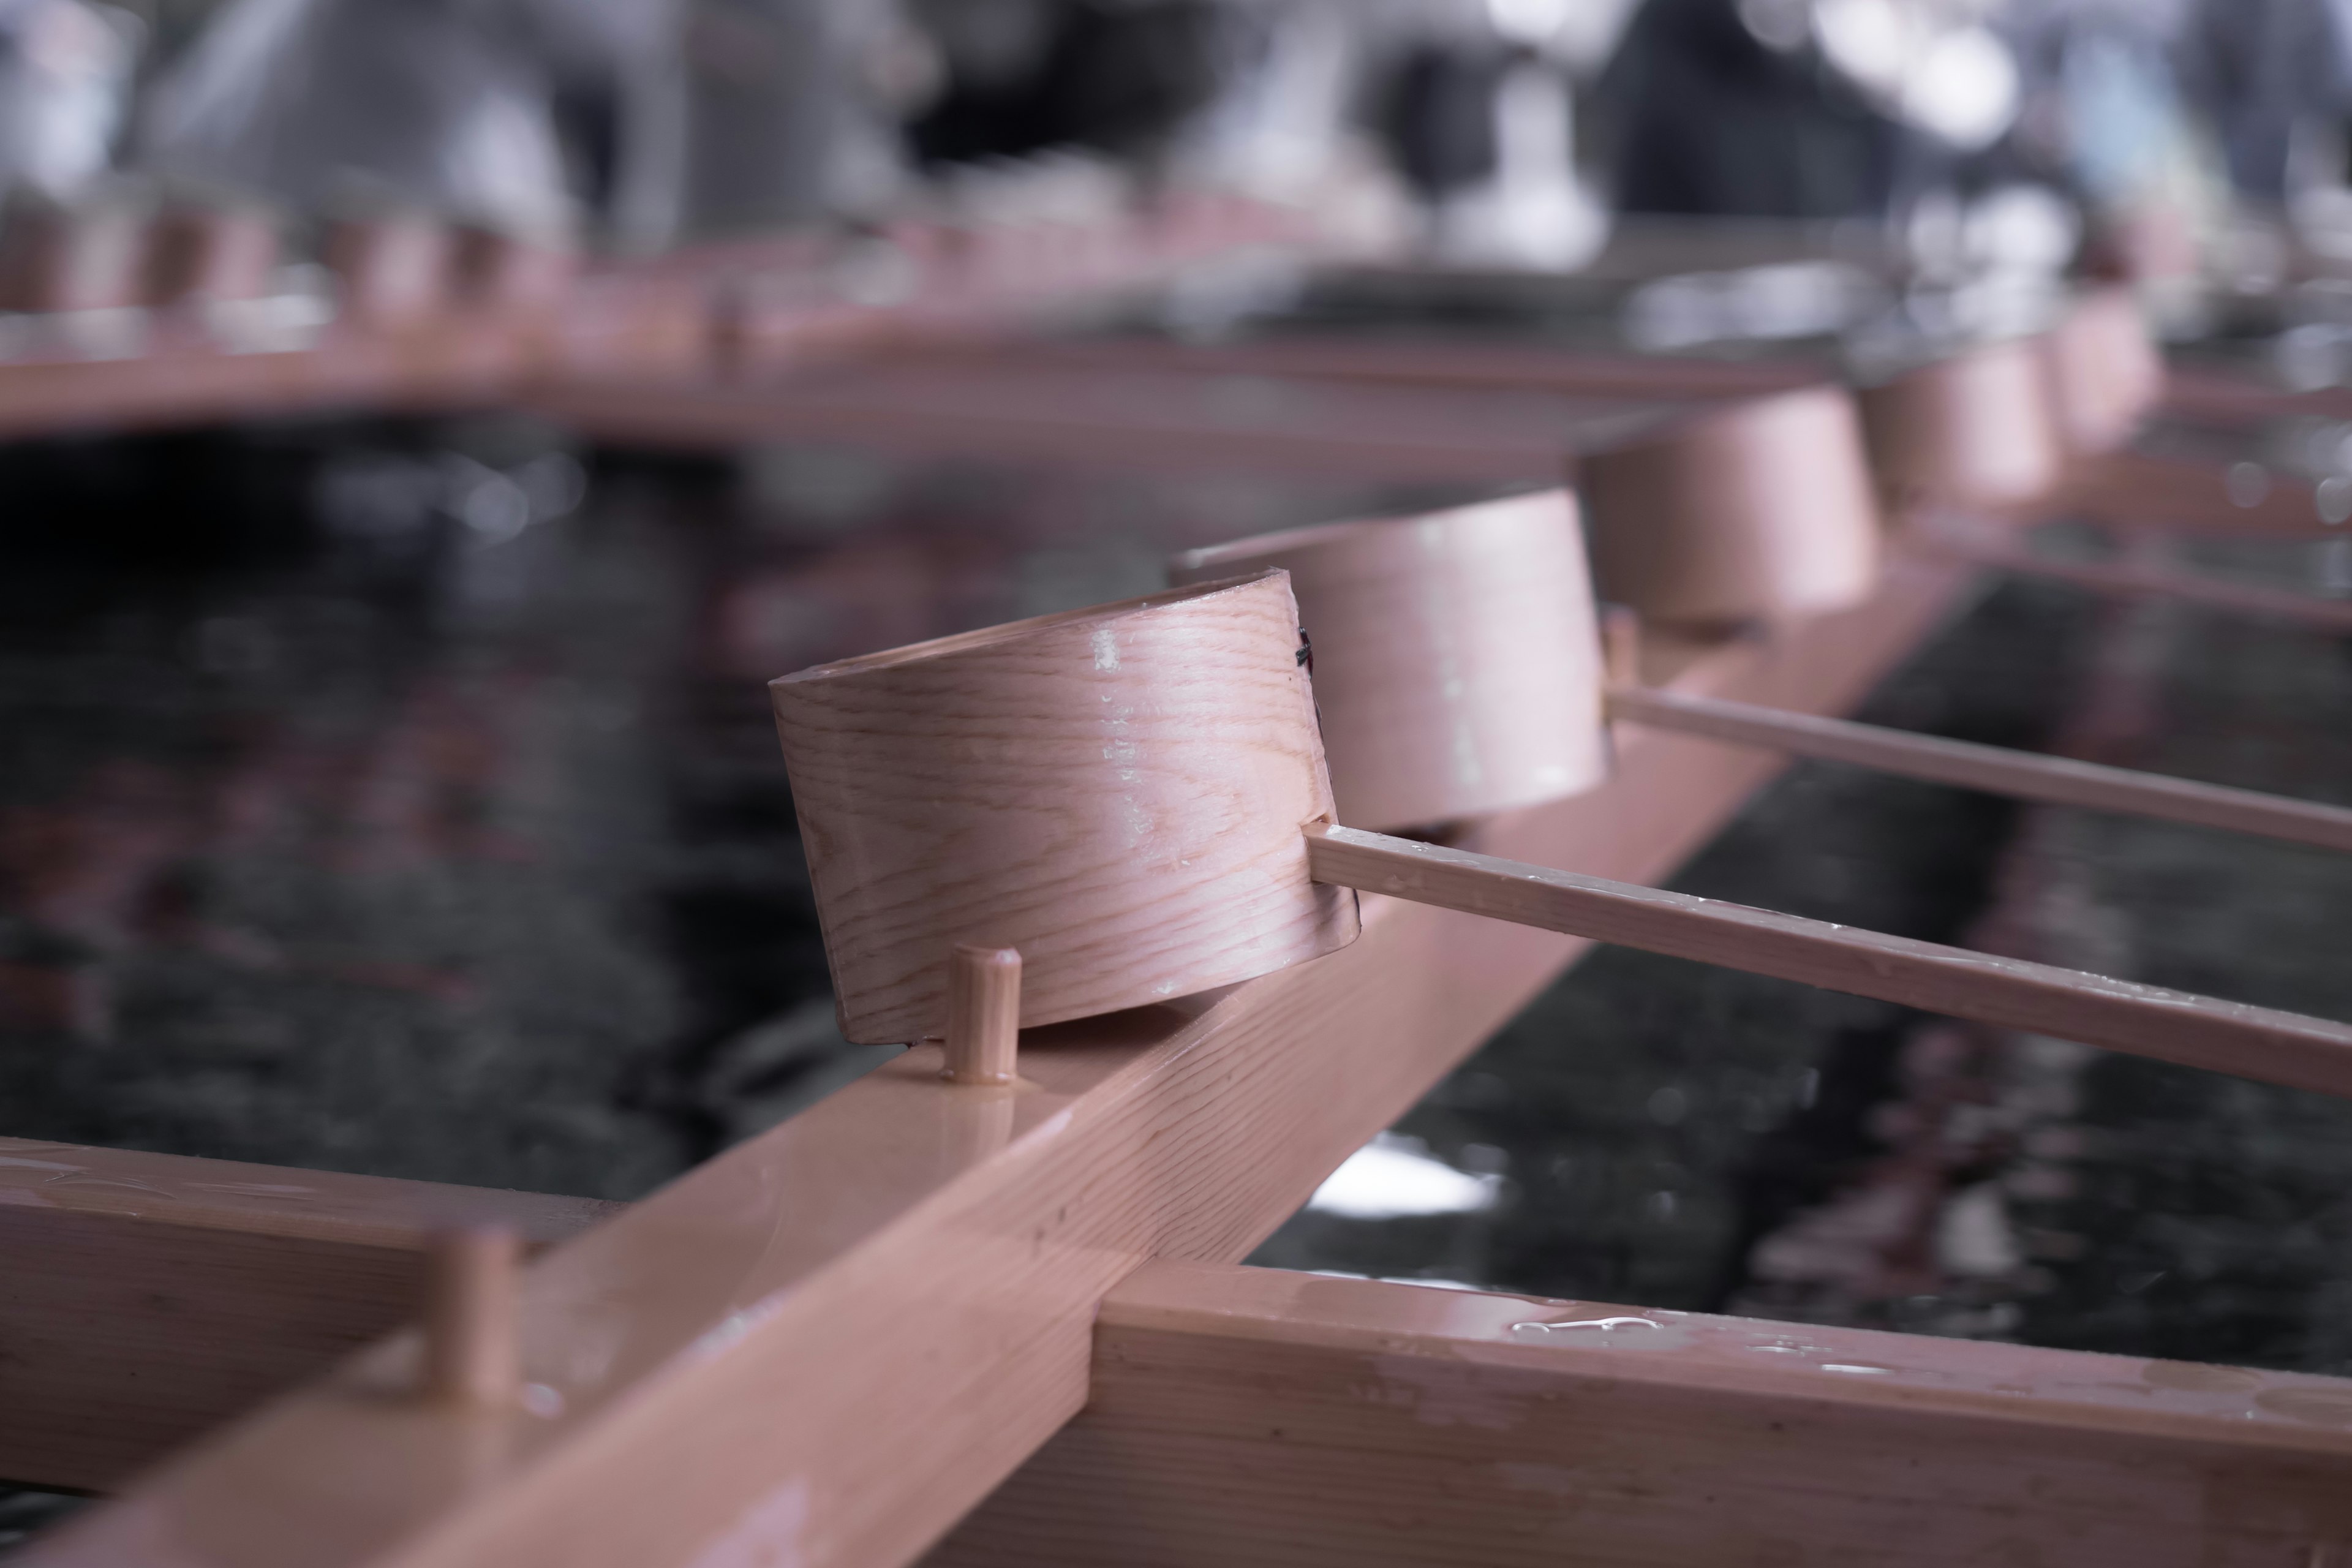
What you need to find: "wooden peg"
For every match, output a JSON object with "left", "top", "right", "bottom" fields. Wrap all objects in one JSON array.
[
  {"left": 944, "top": 946, "right": 1022, "bottom": 1085},
  {"left": 421, "top": 1227, "right": 519, "bottom": 1410},
  {"left": 1600, "top": 605, "right": 1642, "bottom": 692}
]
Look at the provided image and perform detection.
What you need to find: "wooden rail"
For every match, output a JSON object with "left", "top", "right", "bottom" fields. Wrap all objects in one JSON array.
[
  {"left": 935, "top": 1261, "right": 2352, "bottom": 1567},
  {"left": 0, "top": 1137, "right": 616, "bottom": 1491},
  {"left": 533, "top": 361, "right": 1670, "bottom": 481},
  {"left": 17, "top": 559, "right": 1972, "bottom": 1568}
]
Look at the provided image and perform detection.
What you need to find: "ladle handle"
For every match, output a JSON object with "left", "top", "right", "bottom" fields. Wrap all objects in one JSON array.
[
  {"left": 1305, "top": 824, "right": 2352, "bottom": 1099},
  {"left": 1607, "top": 685, "right": 2352, "bottom": 854},
  {"left": 1937, "top": 534, "right": 2352, "bottom": 633}
]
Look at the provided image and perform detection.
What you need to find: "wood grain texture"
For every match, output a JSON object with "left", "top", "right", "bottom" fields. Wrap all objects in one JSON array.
[
  {"left": 1581, "top": 385, "right": 1882, "bottom": 624},
  {"left": 944, "top": 946, "right": 1022, "bottom": 1085},
  {"left": 1610, "top": 683, "right": 2352, "bottom": 851},
  {"left": 933, "top": 1260, "right": 2352, "bottom": 1568},
  {"left": 2044, "top": 286, "right": 2163, "bottom": 454},
  {"left": 1169, "top": 491, "right": 1608, "bottom": 831},
  {"left": 1306, "top": 823, "right": 2352, "bottom": 1098},
  {"left": 21, "top": 560, "right": 1973, "bottom": 1568},
  {"left": 1860, "top": 338, "right": 2065, "bottom": 508},
  {"left": 771, "top": 570, "right": 1359, "bottom": 1044},
  {"left": 0, "top": 1136, "right": 616, "bottom": 1491}
]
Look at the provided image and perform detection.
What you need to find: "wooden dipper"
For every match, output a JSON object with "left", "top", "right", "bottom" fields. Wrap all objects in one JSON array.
[
  {"left": 771, "top": 573, "right": 2352, "bottom": 1099},
  {"left": 1180, "top": 491, "right": 2352, "bottom": 857},
  {"left": 323, "top": 213, "right": 453, "bottom": 330},
  {"left": 1169, "top": 491, "right": 1609, "bottom": 832},
  {"left": 771, "top": 571, "right": 1359, "bottom": 1046},
  {"left": 1578, "top": 386, "right": 1883, "bottom": 626},
  {"left": 0, "top": 195, "right": 145, "bottom": 314},
  {"left": 2043, "top": 287, "right": 2162, "bottom": 455},
  {"left": 1858, "top": 336, "right": 2066, "bottom": 511},
  {"left": 145, "top": 205, "right": 279, "bottom": 307},
  {"left": 452, "top": 225, "right": 578, "bottom": 317}
]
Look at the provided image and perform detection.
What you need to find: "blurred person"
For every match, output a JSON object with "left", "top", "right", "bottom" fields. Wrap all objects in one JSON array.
[
  {"left": 673, "top": 0, "right": 919, "bottom": 235},
  {"left": 0, "top": 0, "right": 138, "bottom": 202},
  {"left": 905, "top": 0, "right": 1257, "bottom": 170},
  {"left": 1364, "top": 0, "right": 1613, "bottom": 266},
  {"left": 1173, "top": 0, "right": 1367, "bottom": 198},
  {"left": 137, "top": 0, "right": 678, "bottom": 244},
  {"left": 2008, "top": 1, "right": 2215, "bottom": 283},
  {"left": 1594, "top": 0, "right": 1914, "bottom": 219},
  {"left": 2174, "top": 0, "right": 2352, "bottom": 203}
]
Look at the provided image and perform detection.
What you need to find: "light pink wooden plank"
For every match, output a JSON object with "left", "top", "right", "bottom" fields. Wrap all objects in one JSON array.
[
  {"left": 934, "top": 1261, "right": 2352, "bottom": 1568},
  {"left": 18, "top": 567, "right": 1973, "bottom": 1568}
]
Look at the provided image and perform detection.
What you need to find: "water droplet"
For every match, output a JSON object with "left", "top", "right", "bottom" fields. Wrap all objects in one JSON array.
[
  {"left": 1820, "top": 1363, "right": 1893, "bottom": 1376},
  {"left": 1511, "top": 1316, "right": 1665, "bottom": 1339}
]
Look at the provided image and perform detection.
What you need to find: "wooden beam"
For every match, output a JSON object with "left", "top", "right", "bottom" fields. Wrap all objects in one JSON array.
[
  {"left": 922, "top": 331, "right": 1827, "bottom": 399},
  {"left": 0, "top": 326, "right": 527, "bottom": 440},
  {"left": 534, "top": 360, "right": 1679, "bottom": 482},
  {"left": 932, "top": 1260, "right": 2352, "bottom": 1567},
  {"left": 18, "top": 557, "right": 1974, "bottom": 1568},
  {"left": 0, "top": 1137, "right": 617, "bottom": 1491}
]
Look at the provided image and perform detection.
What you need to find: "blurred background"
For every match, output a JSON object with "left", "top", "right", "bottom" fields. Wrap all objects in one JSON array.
[{"left": 8, "top": 0, "right": 2352, "bottom": 1548}]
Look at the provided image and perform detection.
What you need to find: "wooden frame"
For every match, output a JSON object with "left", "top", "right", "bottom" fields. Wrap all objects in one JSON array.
[
  {"left": 0, "top": 1141, "right": 615, "bottom": 1493},
  {"left": 18, "top": 559, "right": 1989, "bottom": 1566},
  {"left": 9, "top": 227, "right": 2352, "bottom": 1567},
  {"left": 939, "top": 1261, "right": 2352, "bottom": 1567}
]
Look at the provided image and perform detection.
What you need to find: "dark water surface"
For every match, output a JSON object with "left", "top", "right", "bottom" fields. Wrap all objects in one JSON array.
[
  {"left": 5, "top": 424, "right": 2352, "bottom": 1548},
  {"left": 0, "top": 421, "right": 1466, "bottom": 1196}
]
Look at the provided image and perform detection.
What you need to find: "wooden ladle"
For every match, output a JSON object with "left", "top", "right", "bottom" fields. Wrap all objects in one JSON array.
[{"left": 770, "top": 567, "right": 2352, "bottom": 1099}]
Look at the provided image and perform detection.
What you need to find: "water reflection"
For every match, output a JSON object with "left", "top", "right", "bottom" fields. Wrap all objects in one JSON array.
[{"left": 0, "top": 420, "right": 1443, "bottom": 1197}]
